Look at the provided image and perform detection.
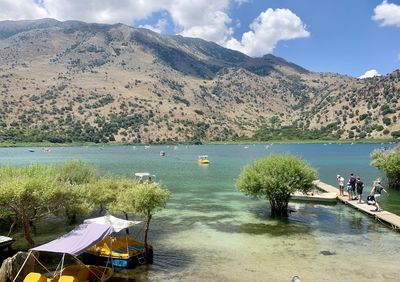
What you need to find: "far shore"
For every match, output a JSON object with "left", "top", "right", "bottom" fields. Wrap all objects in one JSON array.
[{"left": 0, "top": 138, "right": 396, "bottom": 148}]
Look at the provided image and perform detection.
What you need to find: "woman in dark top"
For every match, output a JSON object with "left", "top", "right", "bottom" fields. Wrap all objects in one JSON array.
[{"left": 370, "top": 180, "right": 389, "bottom": 212}]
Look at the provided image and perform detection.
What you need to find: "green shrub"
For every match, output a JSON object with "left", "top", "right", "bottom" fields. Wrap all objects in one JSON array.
[
  {"left": 383, "top": 117, "right": 391, "bottom": 126},
  {"left": 371, "top": 147, "right": 400, "bottom": 189},
  {"left": 236, "top": 154, "right": 317, "bottom": 217}
]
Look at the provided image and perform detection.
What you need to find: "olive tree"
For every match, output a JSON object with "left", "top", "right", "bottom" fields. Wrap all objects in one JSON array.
[
  {"left": 56, "top": 160, "right": 99, "bottom": 223},
  {"left": 371, "top": 146, "right": 400, "bottom": 189},
  {"left": 0, "top": 164, "right": 64, "bottom": 247},
  {"left": 111, "top": 182, "right": 171, "bottom": 250},
  {"left": 85, "top": 177, "right": 128, "bottom": 216},
  {"left": 236, "top": 154, "right": 317, "bottom": 217}
]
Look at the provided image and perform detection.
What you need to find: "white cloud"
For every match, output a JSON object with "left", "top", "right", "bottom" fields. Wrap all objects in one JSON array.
[
  {"left": 139, "top": 18, "right": 168, "bottom": 34},
  {"left": 0, "top": 0, "right": 233, "bottom": 44},
  {"left": 0, "top": 0, "right": 48, "bottom": 20},
  {"left": 0, "top": 1, "right": 310, "bottom": 57},
  {"left": 372, "top": 1, "right": 400, "bottom": 27},
  {"left": 225, "top": 8, "right": 309, "bottom": 57},
  {"left": 168, "top": 0, "right": 232, "bottom": 44},
  {"left": 358, "top": 69, "right": 381, "bottom": 79}
]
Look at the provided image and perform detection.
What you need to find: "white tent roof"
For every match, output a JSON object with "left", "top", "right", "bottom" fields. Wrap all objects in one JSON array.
[
  {"left": 0, "top": 236, "right": 14, "bottom": 244},
  {"left": 134, "top": 172, "right": 153, "bottom": 178},
  {"left": 83, "top": 215, "right": 141, "bottom": 233}
]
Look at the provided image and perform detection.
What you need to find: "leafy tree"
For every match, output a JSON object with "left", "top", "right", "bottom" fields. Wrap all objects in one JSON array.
[
  {"left": 57, "top": 160, "right": 99, "bottom": 185},
  {"left": 236, "top": 154, "right": 317, "bottom": 217},
  {"left": 383, "top": 117, "right": 391, "bottom": 126},
  {"left": 0, "top": 164, "right": 64, "bottom": 247},
  {"left": 111, "top": 182, "right": 170, "bottom": 250},
  {"left": 371, "top": 146, "right": 400, "bottom": 189},
  {"left": 85, "top": 177, "right": 129, "bottom": 215},
  {"left": 57, "top": 160, "right": 99, "bottom": 223}
]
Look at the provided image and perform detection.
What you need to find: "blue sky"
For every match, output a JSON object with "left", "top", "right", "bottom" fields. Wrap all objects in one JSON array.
[
  {"left": 227, "top": 0, "right": 399, "bottom": 77},
  {"left": 1, "top": 0, "right": 399, "bottom": 78}
]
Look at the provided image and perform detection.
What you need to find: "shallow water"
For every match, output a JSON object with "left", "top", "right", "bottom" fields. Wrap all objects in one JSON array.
[{"left": 1, "top": 144, "right": 400, "bottom": 281}]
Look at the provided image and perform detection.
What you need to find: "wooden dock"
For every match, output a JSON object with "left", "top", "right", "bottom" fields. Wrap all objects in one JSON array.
[{"left": 313, "top": 180, "right": 400, "bottom": 231}]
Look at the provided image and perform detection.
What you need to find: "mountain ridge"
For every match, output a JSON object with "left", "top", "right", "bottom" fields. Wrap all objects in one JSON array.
[{"left": 0, "top": 19, "right": 399, "bottom": 143}]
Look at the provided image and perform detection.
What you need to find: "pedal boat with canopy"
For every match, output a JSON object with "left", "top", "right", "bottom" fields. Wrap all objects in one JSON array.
[
  {"left": 198, "top": 155, "right": 210, "bottom": 164},
  {"left": 80, "top": 215, "right": 152, "bottom": 269},
  {"left": 16, "top": 223, "right": 114, "bottom": 282}
]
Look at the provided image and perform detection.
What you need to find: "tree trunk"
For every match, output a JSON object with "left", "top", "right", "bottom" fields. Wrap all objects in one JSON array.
[
  {"left": 144, "top": 212, "right": 152, "bottom": 252},
  {"left": 7, "top": 220, "right": 17, "bottom": 237},
  {"left": 21, "top": 218, "right": 35, "bottom": 248},
  {"left": 269, "top": 199, "right": 289, "bottom": 217},
  {"left": 98, "top": 204, "right": 104, "bottom": 215},
  {"left": 65, "top": 209, "right": 77, "bottom": 225}
]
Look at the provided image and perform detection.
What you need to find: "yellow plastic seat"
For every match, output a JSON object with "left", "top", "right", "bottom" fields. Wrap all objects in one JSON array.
[
  {"left": 59, "top": 275, "right": 78, "bottom": 282},
  {"left": 23, "top": 273, "right": 48, "bottom": 282}
]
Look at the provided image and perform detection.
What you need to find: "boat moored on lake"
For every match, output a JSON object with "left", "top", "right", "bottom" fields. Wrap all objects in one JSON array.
[
  {"left": 17, "top": 223, "right": 114, "bottom": 282},
  {"left": 198, "top": 155, "right": 210, "bottom": 164},
  {"left": 81, "top": 215, "right": 152, "bottom": 269},
  {"left": 134, "top": 172, "right": 156, "bottom": 183}
]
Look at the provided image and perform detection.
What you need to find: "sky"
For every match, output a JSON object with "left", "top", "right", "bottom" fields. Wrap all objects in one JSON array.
[{"left": 0, "top": 0, "right": 399, "bottom": 78}]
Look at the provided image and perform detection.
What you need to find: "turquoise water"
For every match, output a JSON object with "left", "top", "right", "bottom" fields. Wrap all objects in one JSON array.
[{"left": 1, "top": 144, "right": 400, "bottom": 281}]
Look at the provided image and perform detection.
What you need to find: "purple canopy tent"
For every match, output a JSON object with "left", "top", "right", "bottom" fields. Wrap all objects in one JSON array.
[
  {"left": 13, "top": 223, "right": 114, "bottom": 282},
  {"left": 31, "top": 223, "right": 113, "bottom": 256}
]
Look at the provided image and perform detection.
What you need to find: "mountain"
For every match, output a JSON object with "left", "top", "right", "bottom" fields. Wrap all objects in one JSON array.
[{"left": 0, "top": 19, "right": 399, "bottom": 144}]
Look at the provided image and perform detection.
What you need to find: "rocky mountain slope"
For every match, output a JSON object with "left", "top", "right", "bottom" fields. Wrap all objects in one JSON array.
[{"left": 0, "top": 19, "right": 399, "bottom": 143}]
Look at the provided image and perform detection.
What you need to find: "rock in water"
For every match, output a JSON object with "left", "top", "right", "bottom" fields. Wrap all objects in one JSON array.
[{"left": 0, "top": 252, "right": 35, "bottom": 282}]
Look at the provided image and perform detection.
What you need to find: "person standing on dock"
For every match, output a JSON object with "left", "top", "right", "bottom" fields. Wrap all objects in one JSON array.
[
  {"left": 337, "top": 174, "right": 345, "bottom": 196},
  {"left": 370, "top": 180, "right": 389, "bottom": 212},
  {"left": 346, "top": 181, "right": 353, "bottom": 201},
  {"left": 349, "top": 173, "right": 357, "bottom": 200},
  {"left": 356, "top": 177, "right": 364, "bottom": 203}
]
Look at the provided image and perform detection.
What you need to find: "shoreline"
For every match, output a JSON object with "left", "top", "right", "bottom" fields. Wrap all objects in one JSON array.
[{"left": 0, "top": 139, "right": 396, "bottom": 148}]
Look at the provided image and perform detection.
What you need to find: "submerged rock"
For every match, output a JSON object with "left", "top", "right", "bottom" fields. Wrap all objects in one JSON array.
[
  {"left": 0, "top": 252, "right": 35, "bottom": 282},
  {"left": 320, "top": 250, "right": 336, "bottom": 256}
]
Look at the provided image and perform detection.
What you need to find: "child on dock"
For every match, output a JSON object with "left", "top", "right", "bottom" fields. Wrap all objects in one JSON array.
[{"left": 346, "top": 182, "right": 353, "bottom": 201}]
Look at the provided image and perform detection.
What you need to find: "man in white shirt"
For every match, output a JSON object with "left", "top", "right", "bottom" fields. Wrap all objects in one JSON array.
[{"left": 337, "top": 174, "right": 345, "bottom": 196}]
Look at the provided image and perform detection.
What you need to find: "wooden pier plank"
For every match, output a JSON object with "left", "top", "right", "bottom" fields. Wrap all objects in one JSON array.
[{"left": 313, "top": 180, "right": 400, "bottom": 231}]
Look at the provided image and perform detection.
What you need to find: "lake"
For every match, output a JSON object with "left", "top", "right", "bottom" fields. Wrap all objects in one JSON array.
[{"left": 1, "top": 144, "right": 399, "bottom": 281}]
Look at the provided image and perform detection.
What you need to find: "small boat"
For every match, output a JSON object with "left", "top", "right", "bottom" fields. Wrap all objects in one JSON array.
[
  {"left": 0, "top": 235, "right": 15, "bottom": 251},
  {"left": 82, "top": 236, "right": 148, "bottom": 269},
  {"left": 134, "top": 172, "right": 156, "bottom": 183},
  {"left": 28, "top": 149, "right": 35, "bottom": 152},
  {"left": 18, "top": 223, "right": 115, "bottom": 282},
  {"left": 160, "top": 151, "right": 165, "bottom": 156},
  {"left": 81, "top": 215, "right": 151, "bottom": 269},
  {"left": 290, "top": 191, "right": 337, "bottom": 203},
  {"left": 198, "top": 155, "right": 210, "bottom": 164}
]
